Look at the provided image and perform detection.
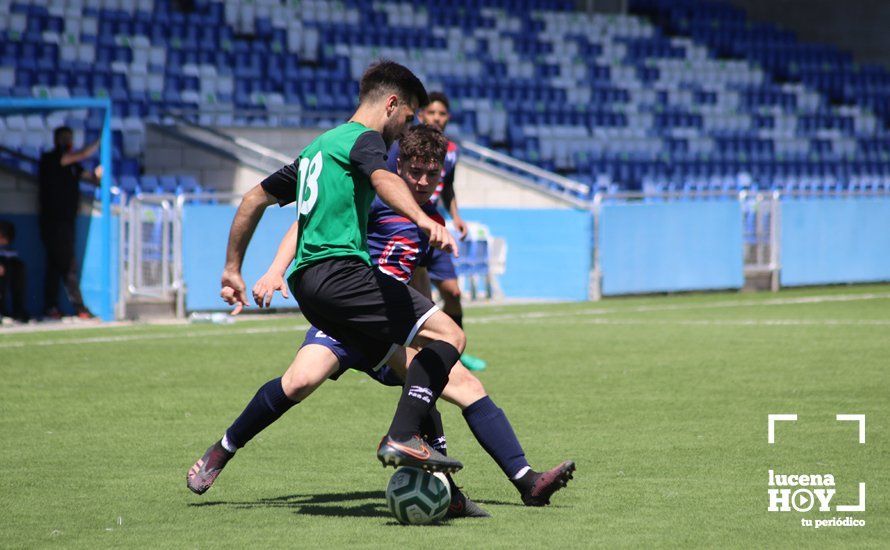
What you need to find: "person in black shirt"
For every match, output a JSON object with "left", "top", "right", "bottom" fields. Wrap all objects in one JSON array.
[
  {"left": 0, "top": 220, "right": 28, "bottom": 324},
  {"left": 38, "top": 126, "right": 102, "bottom": 320}
]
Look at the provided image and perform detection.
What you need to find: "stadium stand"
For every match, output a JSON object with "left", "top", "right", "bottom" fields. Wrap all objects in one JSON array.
[{"left": 1, "top": 0, "right": 890, "bottom": 201}]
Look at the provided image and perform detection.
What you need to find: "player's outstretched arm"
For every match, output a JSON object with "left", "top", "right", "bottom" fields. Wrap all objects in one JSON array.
[
  {"left": 221, "top": 184, "right": 278, "bottom": 314},
  {"left": 370, "top": 169, "right": 458, "bottom": 256},
  {"left": 440, "top": 173, "right": 467, "bottom": 239},
  {"left": 252, "top": 221, "right": 299, "bottom": 308},
  {"left": 447, "top": 194, "right": 468, "bottom": 240},
  {"left": 61, "top": 138, "right": 100, "bottom": 167}
]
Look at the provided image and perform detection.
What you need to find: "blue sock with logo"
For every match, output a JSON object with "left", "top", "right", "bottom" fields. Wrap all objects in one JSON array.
[
  {"left": 462, "top": 396, "right": 529, "bottom": 478},
  {"left": 224, "top": 377, "right": 298, "bottom": 450}
]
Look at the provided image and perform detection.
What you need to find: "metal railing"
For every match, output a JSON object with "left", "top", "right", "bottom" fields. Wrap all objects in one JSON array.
[
  {"left": 118, "top": 193, "right": 185, "bottom": 318},
  {"left": 459, "top": 141, "right": 592, "bottom": 208},
  {"left": 0, "top": 144, "right": 39, "bottom": 174},
  {"left": 149, "top": 123, "right": 292, "bottom": 176},
  {"left": 741, "top": 191, "right": 781, "bottom": 292}
]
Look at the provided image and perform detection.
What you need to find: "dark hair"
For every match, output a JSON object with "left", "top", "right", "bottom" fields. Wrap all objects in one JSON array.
[
  {"left": 427, "top": 91, "right": 450, "bottom": 112},
  {"left": 0, "top": 220, "right": 15, "bottom": 242},
  {"left": 53, "top": 126, "right": 73, "bottom": 141},
  {"left": 399, "top": 124, "right": 448, "bottom": 166},
  {"left": 359, "top": 60, "right": 429, "bottom": 108}
]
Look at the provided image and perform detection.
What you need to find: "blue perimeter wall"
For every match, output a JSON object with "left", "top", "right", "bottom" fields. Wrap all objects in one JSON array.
[
  {"left": 0, "top": 213, "right": 118, "bottom": 318},
  {"left": 599, "top": 201, "right": 745, "bottom": 295},
  {"left": 781, "top": 198, "right": 890, "bottom": 286},
  {"left": 7, "top": 198, "right": 890, "bottom": 317},
  {"left": 182, "top": 204, "right": 298, "bottom": 311},
  {"left": 181, "top": 206, "right": 592, "bottom": 311},
  {"left": 461, "top": 208, "right": 591, "bottom": 301}
]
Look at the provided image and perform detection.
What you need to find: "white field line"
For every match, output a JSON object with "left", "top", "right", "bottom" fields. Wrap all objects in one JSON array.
[
  {"left": 577, "top": 318, "right": 890, "bottom": 326},
  {"left": 468, "top": 292, "right": 890, "bottom": 324},
  {"left": 2, "top": 291, "right": 889, "bottom": 349},
  {"left": 0, "top": 325, "right": 308, "bottom": 349}
]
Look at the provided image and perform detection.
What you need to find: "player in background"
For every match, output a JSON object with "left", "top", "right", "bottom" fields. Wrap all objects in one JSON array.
[
  {"left": 214, "top": 60, "right": 463, "bottom": 474},
  {"left": 386, "top": 92, "right": 487, "bottom": 372},
  {"left": 187, "top": 125, "right": 574, "bottom": 512}
]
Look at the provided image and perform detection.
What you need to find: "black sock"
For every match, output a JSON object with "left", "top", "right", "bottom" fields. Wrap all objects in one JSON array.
[
  {"left": 388, "top": 340, "right": 460, "bottom": 441},
  {"left": 445, "top": 473, "right": 460, "bottom": 504},
  {"left": 225, "top": 377, "right": 298, "bottom": 449},
  {"left": 511, "top": 469, "right": 540, "bottom": 495},
  {"left": 448, "top": 313, "right": 463, "bottom": 329},
  {"left": 420, "top": 406, "right": 447, "bottom": 455}
]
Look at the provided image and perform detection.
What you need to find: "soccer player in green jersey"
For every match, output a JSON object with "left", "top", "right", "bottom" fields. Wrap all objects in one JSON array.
[
  {"left": 216, "top": 61, "right": 463, "bottom": 473},
  {"left": 187, "top": 125, "right": 575, "bottom": 513}
]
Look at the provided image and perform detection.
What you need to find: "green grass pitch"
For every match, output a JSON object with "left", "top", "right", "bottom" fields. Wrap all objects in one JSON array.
[{"left": 2, "top": 285, "right": 888, "bottom": 548}]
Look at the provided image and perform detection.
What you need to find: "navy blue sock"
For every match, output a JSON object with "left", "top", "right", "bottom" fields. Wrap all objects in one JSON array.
[
  {"left": 225, "top": 377, "right": 297, "bottom": 449},
  {"left": 462, "top": 396, "right": 530, "bottom": 478}
]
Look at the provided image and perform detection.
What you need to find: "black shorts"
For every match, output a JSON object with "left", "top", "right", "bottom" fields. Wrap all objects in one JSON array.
[
  {"left": 421, "top": 246, "right": 458, "bottom": 282},
  {"left": 288, "top": 257, "right": 439, "bottom": 368}
]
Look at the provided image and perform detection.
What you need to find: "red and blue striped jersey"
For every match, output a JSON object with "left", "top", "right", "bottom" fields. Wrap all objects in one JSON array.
[{"left": 367, "top": 198, "right": 446, "bottom": 282}]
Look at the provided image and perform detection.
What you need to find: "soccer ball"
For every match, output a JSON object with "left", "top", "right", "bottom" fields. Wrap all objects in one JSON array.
[{"left": 385, "top": 467, "right": 451, "bottom": 525}]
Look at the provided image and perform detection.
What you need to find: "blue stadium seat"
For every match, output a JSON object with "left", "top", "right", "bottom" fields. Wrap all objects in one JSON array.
[
  {"left": 177, "top": 175, "right": 202, "bottom": 195},
  {"left": 159, "top": 175, "right": 179, "bottom": 194},
  {"left": 139, "top": 175, "right": 160, "bottom": 194},
  {"left": 2, "top": 0, "right": 890, "bottom": 200},
  {"left": 118, "top": 175, "right": 139, "bottom": 195}
]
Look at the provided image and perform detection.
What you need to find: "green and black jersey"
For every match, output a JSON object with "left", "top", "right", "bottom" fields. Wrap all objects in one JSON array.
[{"left": 261, "top": 122, "right": 389, "bottom": 274}]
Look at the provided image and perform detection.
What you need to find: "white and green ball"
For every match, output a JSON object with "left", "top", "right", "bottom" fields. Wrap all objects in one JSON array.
[{"left": 385, "top": 467, "right": 451, "bottom": 525}]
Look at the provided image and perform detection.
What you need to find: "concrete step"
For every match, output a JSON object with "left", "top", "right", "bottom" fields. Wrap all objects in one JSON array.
[
  {"left": 743, "top": 271, "right": 778, "bottom": 292},
  {"left": 123, "top": 298, "right": 177, "bottom": 320}
]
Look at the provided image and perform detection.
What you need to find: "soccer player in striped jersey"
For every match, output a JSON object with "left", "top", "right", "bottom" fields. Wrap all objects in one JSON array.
[{"left": 386, "top": 92, "right": 488, "bottom": 372}]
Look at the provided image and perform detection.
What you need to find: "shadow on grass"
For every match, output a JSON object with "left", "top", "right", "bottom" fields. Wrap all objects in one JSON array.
[
  {"left": 472, "top": 498, "right": 525, "bottom": 507},
  {"left": 190, "top": 490, "right": 391, "bottom": 518},
  {"left": 190, "top": 490, "right": 531, "bottom": 520}
]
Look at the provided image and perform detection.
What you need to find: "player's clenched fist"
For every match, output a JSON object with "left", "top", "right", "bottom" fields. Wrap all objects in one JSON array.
[{"left": 220, "top": 268, "right": 250, "bottom": 315}]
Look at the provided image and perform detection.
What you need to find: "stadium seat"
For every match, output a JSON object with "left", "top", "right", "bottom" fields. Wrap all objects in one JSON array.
[
  {"left": 3, "top": 0, "right": 890, "bottom": 201},
  {"left": 177, "top": 175, "right": 202, "bottom": 195},
  {"left": 139, "top": 175, "right": 159, "bottom": 194},
  {"left": 158, "top": 175, "right": 179, "bottom": 194},
  {"left": 118, "top": 175, "right": 139, "bottom": 194}
]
